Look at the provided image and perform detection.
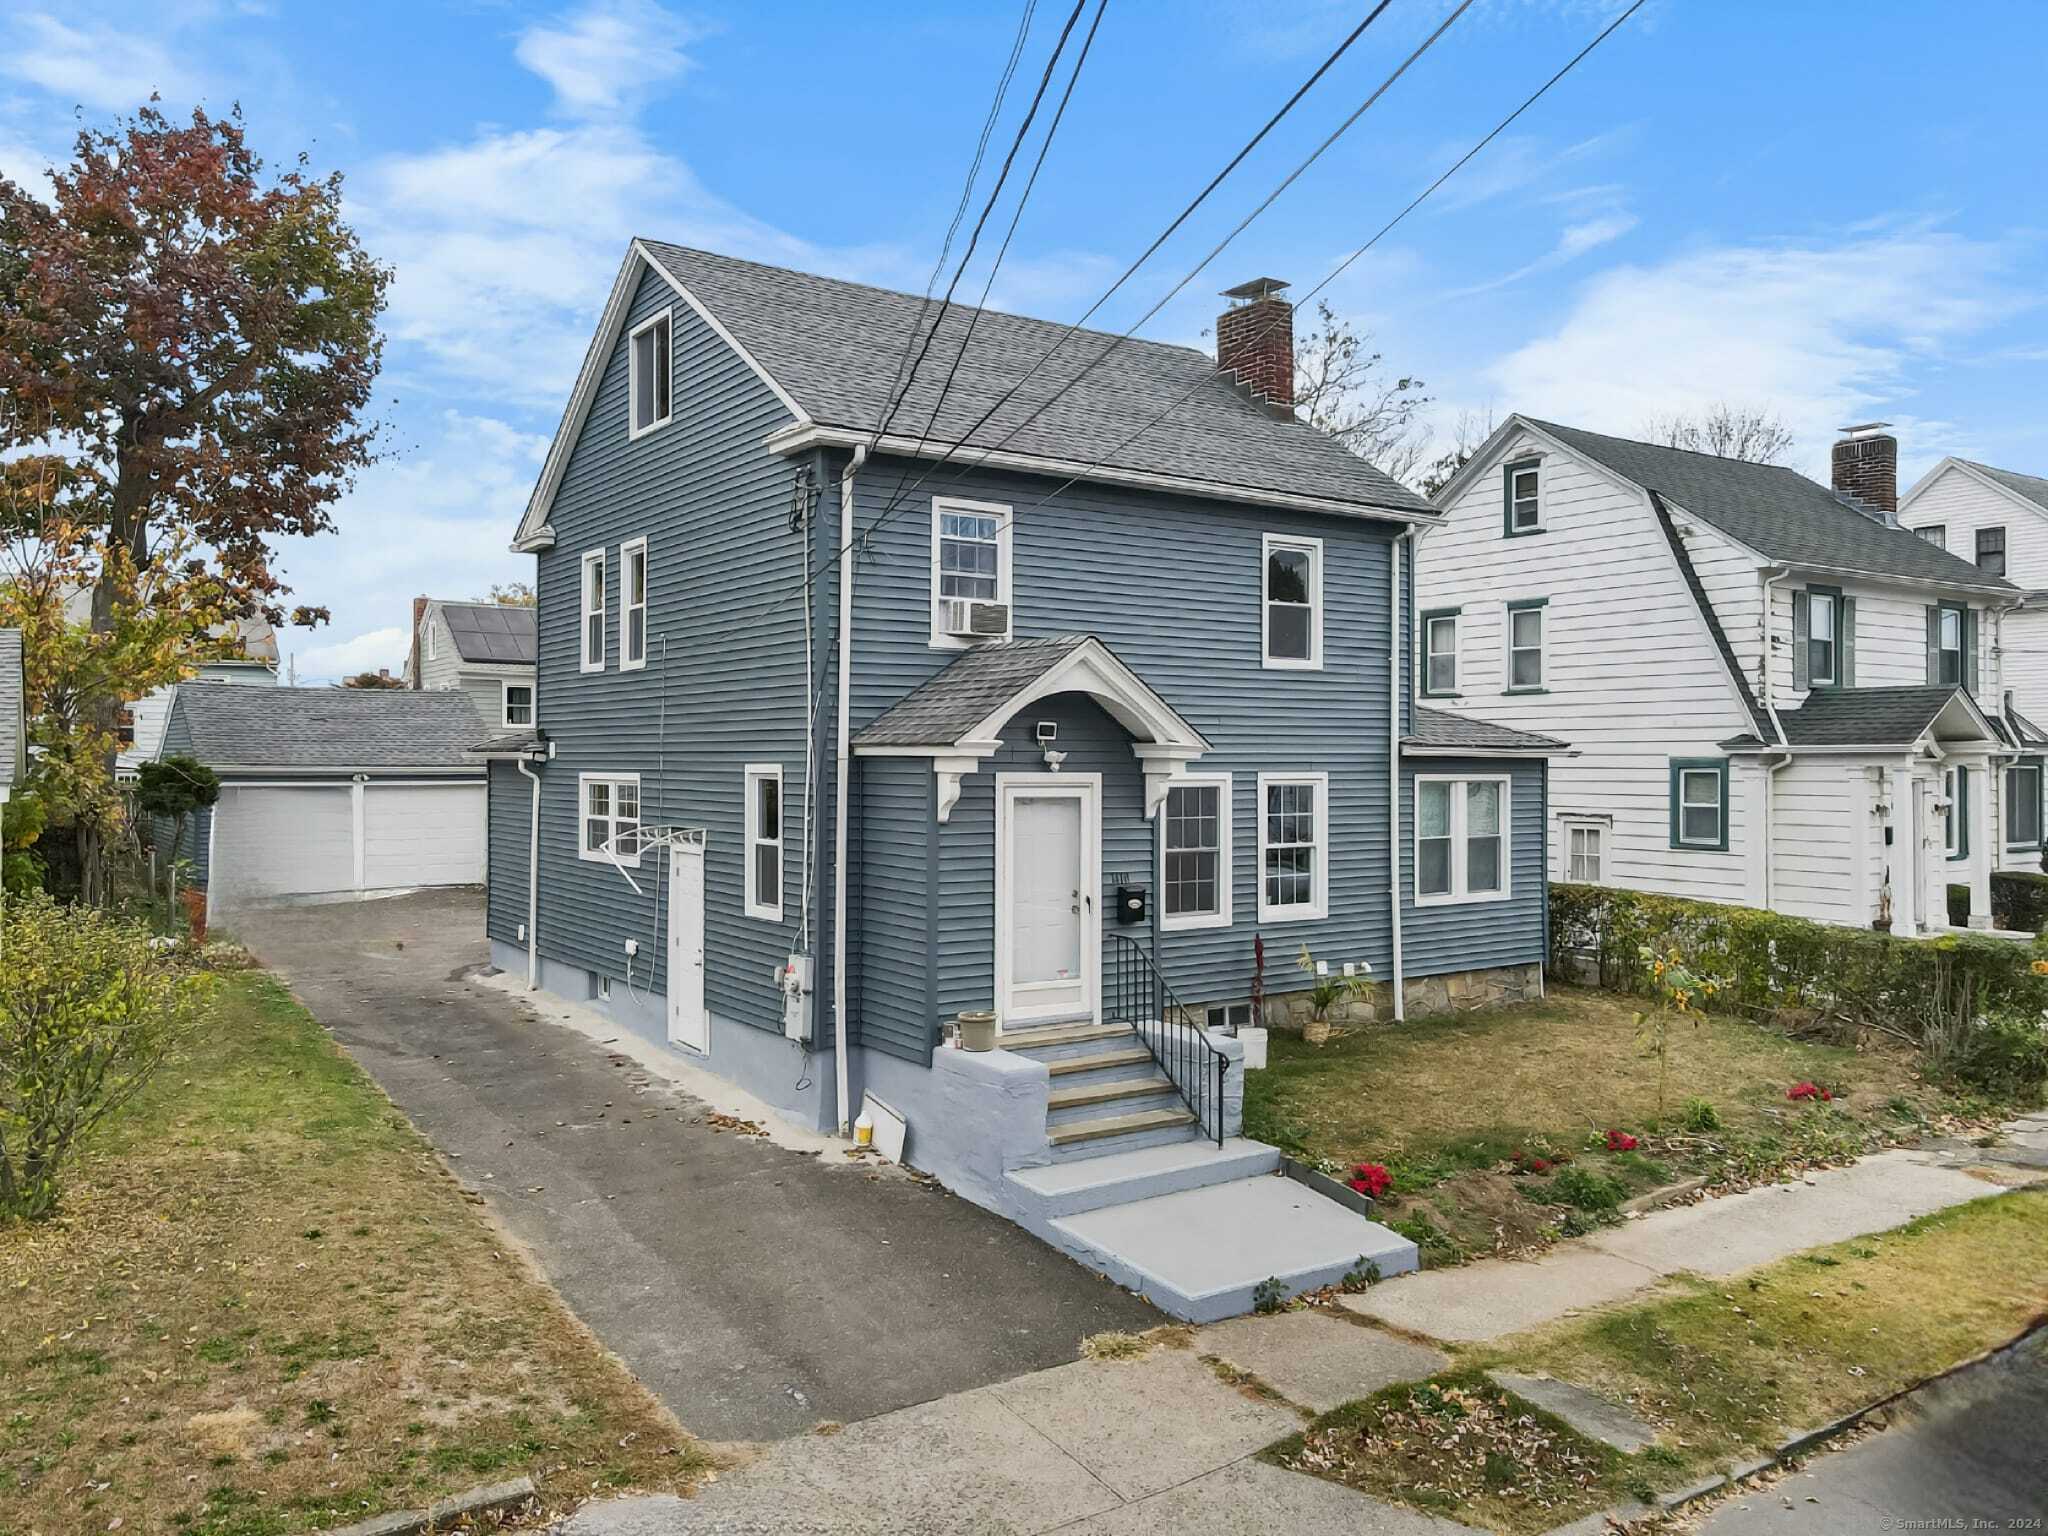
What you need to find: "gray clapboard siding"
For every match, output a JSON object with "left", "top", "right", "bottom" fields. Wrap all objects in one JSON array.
[
  {"left": 149, "top": 808, "right": 213, "bottom": 886},
  {"left": 1399, "top": 757, "right": 1546, "bottom": 977},
  {"left": 852, "top": 755, "right": 931, "bottom": 1060},
  {"left": 485, "top": 760, "right": 531, "bottom": 948},
  {"left": 513, "top": 264, "right": 810, "bottom": 1029}
]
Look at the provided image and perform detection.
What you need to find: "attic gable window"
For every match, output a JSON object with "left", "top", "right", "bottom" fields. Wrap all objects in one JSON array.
[
  {"left": 1915, "top": 524, "right": 1946, "bottom": 551},
  {"left": 1976, "top": 526, "right": 2006, "bottom": 577},
  {"left": 629, "top": 309, "right": 673, "bottom": 439},
  {"left": 1502, "top": 456, "right": 1543, "bottom": 536}
]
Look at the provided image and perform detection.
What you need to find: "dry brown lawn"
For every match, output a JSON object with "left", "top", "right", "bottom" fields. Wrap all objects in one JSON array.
[{"left": 0, "top": 972, "right": 713, "bottom": 1536}]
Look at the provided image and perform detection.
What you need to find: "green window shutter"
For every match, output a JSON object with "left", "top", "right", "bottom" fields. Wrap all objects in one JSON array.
[
  {"left": 1966, "top": 609, "right": 1981, "bottom": 694},
  {"left": 1791, "top": 589, "right": 1810, "bottom": 688},
  {"left": 1841, "top": 596, "right": 1857, "bottom": 686},
  {"left": 1925, "top": 606, "right": 1940, "bottom": 685},
  {"left": 1957, "top": 768, "right": 1969, "bottom": 859},
  {"left": 1502, "top": 461, "right": 1516, "bottom": 537}
]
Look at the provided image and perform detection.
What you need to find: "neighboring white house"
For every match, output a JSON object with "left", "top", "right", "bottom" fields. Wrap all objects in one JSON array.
[
  {"left": 1419, "top": 416, "right": 2036, "bottom": 938},
  {"left": 405, "top": 597, "right": 537, "bottom": 730},
  {"left": 1899, "top": 457, "right": 2048, "bottom": 741},
  {"left": 120, "top": 617, "right": 280, "bottom": 776}
]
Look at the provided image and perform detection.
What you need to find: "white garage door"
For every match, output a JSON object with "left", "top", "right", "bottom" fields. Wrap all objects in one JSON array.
[
  {"left": 364, "top": 783, "right": 486, "bottom": 889},
  {"left": 213, "top": 785, "right": 355, "bottom": 904}
]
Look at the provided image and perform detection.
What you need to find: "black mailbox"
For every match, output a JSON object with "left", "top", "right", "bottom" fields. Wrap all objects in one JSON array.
[{"left": 1115, "top": 885, "right": 1148, "bottom": 926}]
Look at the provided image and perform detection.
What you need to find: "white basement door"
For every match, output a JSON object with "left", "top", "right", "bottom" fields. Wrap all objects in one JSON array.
[{"left": 209, "top": 780, "right": 486, "bottom": 907}]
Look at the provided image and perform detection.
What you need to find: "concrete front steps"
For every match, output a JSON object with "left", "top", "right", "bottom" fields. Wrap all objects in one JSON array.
[{"left": 995, "top": 1019, "right": 1421, "bottom": 1321}]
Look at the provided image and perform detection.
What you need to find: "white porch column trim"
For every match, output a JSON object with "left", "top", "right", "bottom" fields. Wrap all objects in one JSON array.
[
  {"left": 1966, "top": 753, "right": 1994, "bottom": 928},
  {"left": 1887, "top": 757, "right": 1919, "bottom": 937}
]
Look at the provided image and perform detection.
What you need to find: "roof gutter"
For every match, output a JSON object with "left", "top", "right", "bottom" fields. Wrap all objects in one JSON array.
[
  {"left": 763, "top": 422, "right": 1437, "bottom": 527},
  {"left": 832, "top": 442, "right": 869, "bottom": 1138}
]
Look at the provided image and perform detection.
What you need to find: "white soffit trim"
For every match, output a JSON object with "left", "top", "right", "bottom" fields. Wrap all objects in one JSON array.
[{"left": 512, "top": 242, "right": 813, "bottom": 551}]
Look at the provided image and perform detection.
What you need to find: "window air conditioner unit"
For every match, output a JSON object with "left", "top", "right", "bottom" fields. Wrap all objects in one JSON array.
[{"left": 942, "top": 599, "right": 1009, "bottom": 638}]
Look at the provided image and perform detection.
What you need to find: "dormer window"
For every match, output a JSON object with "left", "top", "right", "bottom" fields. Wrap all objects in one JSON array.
[
  {"left": 629, "top": 309, "right": 673, "bottom": 439},
  {"left": 1503, "top": 457, "right": 1542, "bottom": 536}
]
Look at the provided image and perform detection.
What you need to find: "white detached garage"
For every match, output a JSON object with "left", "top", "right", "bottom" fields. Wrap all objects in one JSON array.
[{"left": 155, "top": 684, "right": 489, "bottom": 915}]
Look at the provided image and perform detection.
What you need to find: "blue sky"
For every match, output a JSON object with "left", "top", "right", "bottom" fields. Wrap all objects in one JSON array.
[{"left": 2, "top": 0, "right": 2042, "bottom": 681}]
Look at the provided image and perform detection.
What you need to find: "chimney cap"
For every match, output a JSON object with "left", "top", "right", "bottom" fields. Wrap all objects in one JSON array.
[
  {"left": 1220, "top": 277, "right": 1290, "bottom": 304},
  {"left": 1837, "top": 421, "right": 1894, "bottom": 437}
]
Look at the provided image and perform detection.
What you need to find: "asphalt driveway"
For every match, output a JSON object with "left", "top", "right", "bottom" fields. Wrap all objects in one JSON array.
[{"left": 236, "top": 889, "right": 1154, "bottom": 1444}]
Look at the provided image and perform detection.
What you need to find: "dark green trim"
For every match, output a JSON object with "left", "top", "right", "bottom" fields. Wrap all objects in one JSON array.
[
  {"left": 1420, "top": 607, "right": 1461, "bottom": 698},
  {"left": 2005, "top": 756, "right": 2043, "bottom": 850},
  {"left": 1669, "top": 757, "right": 1730, "bottom": 852},
  {"left": 1502, "top": 456, "right": 1544, "bottom": 538},
  {"left": 1802, "top": 583, "right": 1846, "bottom": 690},
  {"left": 1932, "top": 600, "right": 1969, "bottom": 688},
  {"left": 1947, "top": 765, "right": 1970, "bottom": 862},
  {"left": 1505, "top": 596, "right": 1547, "bottom": 693}
]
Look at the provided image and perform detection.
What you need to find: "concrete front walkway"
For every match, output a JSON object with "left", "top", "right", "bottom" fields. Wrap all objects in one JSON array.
[
  {"left": 238, "top": 890, "right": 1156, "bottom": 1444},
  {"left": 558, "top": 1322, "right": 1479, "bottom": 1536},
  {"left": 1343, "top": 1128, "right": 2048, "bottom": 1342}
]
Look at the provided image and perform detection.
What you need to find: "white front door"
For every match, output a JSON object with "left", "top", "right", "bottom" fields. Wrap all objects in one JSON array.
[
  {"left": 667, "top": 842, "right": 708, "bottom": 1051},
  {"left": 996, "top": 775, "right": 1100, "bottom": 1029}
]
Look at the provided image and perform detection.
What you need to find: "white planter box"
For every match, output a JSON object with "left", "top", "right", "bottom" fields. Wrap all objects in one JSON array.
[{"left": 1238, "top": 1027, "right": 1269, "bottom": 1071}]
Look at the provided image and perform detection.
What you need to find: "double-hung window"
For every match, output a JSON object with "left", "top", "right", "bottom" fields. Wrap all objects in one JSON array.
[
  {"left": 1932, "top": 604, "right": 1965, "bottom": 687},
  {"left": 629, "top": 309, "right": 673, "bottom": 438},
  {"left": 1565, "top": 821, "right": 1604, "bottom": 884},
  {"left": 1503, "top": 457, "right": 1542, "bottom": 535},
  {"left": 1422, "top": 609, "right": 1459, "bottom": 696},
  {"left": 1915, "top": 524, "right": 1946, "bottom": 550},
  {"left": 1416, "top": 776, "right": 1509, "bottom": 903},
  {"left": 1800, "top": 586, "right": 1846, "bottom": 688},
  {"left": 1506, "top": 599, "right": 1545, "bottom": 692},
  {"left": 2006, "top": 759, "right": 2043, "bottom": 849},
  {"left": 501, "top": 681, "right": 534, "bottom": 728},
  {"left": 579, "top": 773, "right": 641, "bottom": 867},
  {"left": 1944, "top": 765, "right": 1967, "bottom": 860},
  {"left": 931, "top": 497, "right": 1011, "bottom": 645},
  {"left": 580, "top": 549, "right": 607, "bottom": 672},
  {"left": 1161, "top": 774, "right": 1232, "bottom": 930},
  {"left": 1257, "top": 773, "right": 1328, "bottom": 920},
  {"left": 621, "top": 537, "right": 649, "bottom": 670},
  {"left": 1976, "top": 526, "right": 2006, "bottom": 577},
  {"left": 1668, "top": 759, "right": 1728, "bottom": 851},
  {"left": 1262, "top": 534, "right": 1322, "bottom": 669},
  {"left": 744, "top": 764, "right": 783, "bottom": 920}
]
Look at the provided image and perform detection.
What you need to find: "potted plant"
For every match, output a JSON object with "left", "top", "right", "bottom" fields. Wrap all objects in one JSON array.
[
  {"left": 1296, "top": 944, "right": 1371, "bottom": 1046},
  {"left": 955, "top": 1009, "right": 999, "bottom": 1052}
]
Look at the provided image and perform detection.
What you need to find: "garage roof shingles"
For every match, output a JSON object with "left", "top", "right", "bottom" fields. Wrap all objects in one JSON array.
[{"left": 167, "top": 685, "right": 486, "bottom": 770}]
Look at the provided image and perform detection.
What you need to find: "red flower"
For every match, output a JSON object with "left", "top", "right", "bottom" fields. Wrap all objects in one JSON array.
[
  {"left": 1788, "top": 1082, "right": 1833, "bottom": 1103},
  {"left": 1348, "top": 1163, "right": 1393, "bottom": 1198},
  {"left": 1605, "top": 1129, "right": 1639, "bottom": 1152}
]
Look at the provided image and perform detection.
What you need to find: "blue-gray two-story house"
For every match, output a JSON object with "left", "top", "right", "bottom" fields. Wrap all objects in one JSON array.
[{"left": 475, "top": 243, "right": 1565, "bottom": 1319}]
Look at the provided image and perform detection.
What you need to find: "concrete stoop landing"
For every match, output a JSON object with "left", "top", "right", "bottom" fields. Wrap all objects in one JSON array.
[{"left": 1003, "top": 1137, "right": 1420, "bottom": 1323}]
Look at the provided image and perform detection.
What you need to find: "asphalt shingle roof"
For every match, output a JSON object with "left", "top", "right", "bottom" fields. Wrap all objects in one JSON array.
[
  {"left": 167, "top": 685, "right": 488, "bottom": 770},
  {"left": 1722, "top": 685, "right": 1982, "bottom": 749},
  {"left": 853, "top": 635, "right": 1096, "bottom": 748},
  {"left": 1526, "top": 420, "right": 2014, "bottom": 591},
  {"left": 0, "top": 629, "right": 22, "bottom": 788},
  {"left": 1405, "top": 705, "right": 1567, "bottom": 754},
  {"left": 642, "top": 243, "right": 1433, "bottom": 519},
  {"left": 440, "top": 601, "right": 537, "bottom": 665},
  {"left": 1960, "top": 459, "right": 2048, "bottom": 518}
]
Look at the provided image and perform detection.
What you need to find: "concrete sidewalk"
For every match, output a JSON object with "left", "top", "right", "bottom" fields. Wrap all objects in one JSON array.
[
  {"left": 1342, "top": 1122, "right": 2048, "bottom": 1343},
  {"left": 558, "top": 1321, "right": 1477, "bottom": 1536}
]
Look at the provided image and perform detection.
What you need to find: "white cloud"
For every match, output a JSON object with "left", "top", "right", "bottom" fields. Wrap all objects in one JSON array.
[
  {"left": 295, "top": 626, "right": 410, "bottom": 682},
  {"left": 0, "top": 13, "right": 199, "bottom": 111},
  {"left": 1480, "top": 225, "right": 2028, "bottom": 479},
  {"left": 515, "top": 0, "right": 701, "bottom": 119}
]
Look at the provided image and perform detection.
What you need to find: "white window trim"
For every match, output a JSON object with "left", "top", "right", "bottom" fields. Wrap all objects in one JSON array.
[
  {"left": 1943, "top": 766, "right": 1962, "bottom": 859},
  {"left": 577, "top": 772, "right": 642, "bottom": 869},
  {"left": 1256, "top": 771, "right": 1329, "bottom": 921},
  {"left": 627, "top": 307, "right": 674, "bottom": 441},
  {"left": 1561, "top": 817, "right": 1605, "bottom": 885},
  {"left": 1808, "top": 590, "right": 1838, "bottom": 686},
  {"left": 1261, "top": 533, "right": 1324, "bottom": 671},
  {"left": 1415, "top": 773, "right": 1513, "bottom": 907},
  {"left": 744, "top": 762, "right": 784, "bottom": 921},
  {"left": 1423, "top": 612, "right": 1459, "bottom": 695},
  {"left": 620, "top": 535, "right": 649, "bottom": 672},
  {"left": 580, "top": 548, "right": 607, "bottom": 673},
  {"left": 1158, "top": 772, "right": 1233, "bottom": 932},
  {"left": 425, "top": 622, "right": 437, "bottom": 662},
  {"left": 929, "top": 496, "right": 1013, "bottom": 650},
  {"left": 500, "top": 678, "right": 535, "bottom": 730}
]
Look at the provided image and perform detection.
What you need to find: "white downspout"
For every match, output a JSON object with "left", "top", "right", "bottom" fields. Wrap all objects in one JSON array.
[
  {"left": 1757, "top": 566, "right": 1792, "bottom": 912},
  {"left": 1388, "top": 529, "right": 1408, "bottom": 1023},
  {"left": 832, "top": 443, "right": 869, "bottom": 1136},
  {"left": 517, "top": 755, "right": 541, "bottom": 988}
]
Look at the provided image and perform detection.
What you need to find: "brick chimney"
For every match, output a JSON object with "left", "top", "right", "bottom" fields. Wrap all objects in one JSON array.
[
  {"left": 1216, "top": 278, "right": 1294, "bottom": 410},
  {"left": 1832, "top": 423, "right": 1898, "bottom": 515},
  {"left": 410, "top": 595, "right": 429, "bottom": 689}
]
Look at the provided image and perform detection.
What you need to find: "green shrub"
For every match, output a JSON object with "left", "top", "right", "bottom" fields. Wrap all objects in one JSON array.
[
  {"left": 1680, "top": 1096, "right": 1722, "bottom": 1132},
  {"left": 0, "top": 893, "right": 212, "bottom": 1220},
  {"left": 1947, "top": 883, "right": 1970, "bottom": 929},
  {"left": 1941, "top": 1010, "right": 2048, "bottom": 1103},
  {"left": 1991, "top": 871, "right": 2048, "bottom": 934},
  {"left": 1549, "top": 883, "right": 2048, "bottom": 1057},
  {"left": 1537, "top": 1166, "right": 1626, "bottom": 1213}
]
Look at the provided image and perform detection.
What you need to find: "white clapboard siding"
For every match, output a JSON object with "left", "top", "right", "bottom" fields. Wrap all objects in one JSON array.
[
  {"left": 1900, "top": 462, "right": 2048, "bottom": 586},
  {"left": 1996, "top": 602, "right": 2048, "bottom": 728},
  {"left": 1770, "top": 759, "right": 1868, "bottom": 924},
  {"left": 1417, "top": 430, "right": 1758, "bottom": 906}
]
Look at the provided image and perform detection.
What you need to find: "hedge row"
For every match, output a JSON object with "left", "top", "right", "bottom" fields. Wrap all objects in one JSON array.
[
  {"left": 1945, "top": 871, "right": 2048, "bottom": 934},
  {"left": 1549, "top": 882, "right": 2048, "bottom": 1048}
]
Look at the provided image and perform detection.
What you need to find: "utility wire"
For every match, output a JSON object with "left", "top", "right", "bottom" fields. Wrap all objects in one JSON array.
[{"left": 917, "top": 0, "right": 1649, "bottom": 540}]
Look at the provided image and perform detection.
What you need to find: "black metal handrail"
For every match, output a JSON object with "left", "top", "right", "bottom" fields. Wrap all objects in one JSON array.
[{"left": 1105, "top": 932, "right": 1228, "bottom": 1147}]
